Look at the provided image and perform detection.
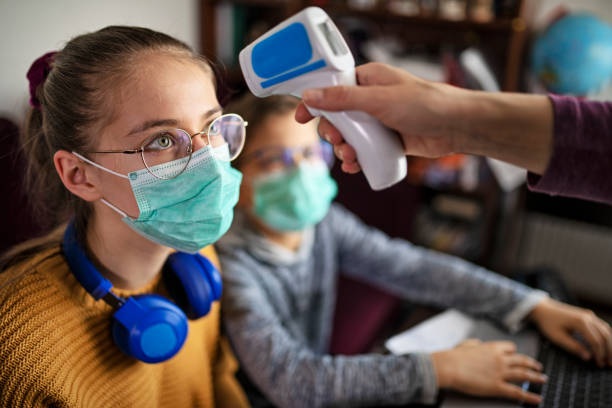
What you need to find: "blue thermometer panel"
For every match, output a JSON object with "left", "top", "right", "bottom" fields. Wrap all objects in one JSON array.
[{"left": 251, "top": 22, "right": 326, "bottom": 89}]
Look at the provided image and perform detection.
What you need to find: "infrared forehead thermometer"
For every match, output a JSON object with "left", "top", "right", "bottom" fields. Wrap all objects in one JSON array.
[{"left": 239, "top": 7, "right": 407, "bottom": 190}]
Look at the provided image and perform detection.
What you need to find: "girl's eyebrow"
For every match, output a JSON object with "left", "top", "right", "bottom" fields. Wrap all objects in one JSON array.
[{"left": 127, "top": 106, "right": 223, "bottom": 136}]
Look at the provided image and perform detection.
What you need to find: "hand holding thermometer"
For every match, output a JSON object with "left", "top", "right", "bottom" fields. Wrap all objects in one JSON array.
[{"left": 239, "top": 7, "right": 407, "bottom": 190}]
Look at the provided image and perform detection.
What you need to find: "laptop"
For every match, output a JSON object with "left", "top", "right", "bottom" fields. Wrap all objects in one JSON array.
[{"left": 385, "top": 309, "right": 612, "bottom": 408}]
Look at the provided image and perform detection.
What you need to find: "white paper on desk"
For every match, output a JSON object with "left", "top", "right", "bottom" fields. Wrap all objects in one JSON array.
[{"left": 385, "top": 309, "right": 476, "bottom": 355}]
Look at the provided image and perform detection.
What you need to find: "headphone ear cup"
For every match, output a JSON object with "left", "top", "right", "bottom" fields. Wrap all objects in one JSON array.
[
  {"left": 193, "top": 253, "right": 222, "bottom": 301},
  {"left": 165, "top": 252, "right": 222, "bottom": 319},
  {"left": 111, "top": 294, "right": 188, "bottom": 364}
]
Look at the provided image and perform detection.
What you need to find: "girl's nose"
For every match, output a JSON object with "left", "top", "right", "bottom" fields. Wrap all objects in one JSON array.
[
  {"left": 190, "top": 131, "right": 209, "bottom": 152},
  {"left": 290, "top": 151, "right": 306, "bottom": 167}
]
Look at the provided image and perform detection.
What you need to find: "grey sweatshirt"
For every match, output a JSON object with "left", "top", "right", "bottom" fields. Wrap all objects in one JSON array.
[{"left": 216, "top": 204, "right": 547, "bottom": 408}]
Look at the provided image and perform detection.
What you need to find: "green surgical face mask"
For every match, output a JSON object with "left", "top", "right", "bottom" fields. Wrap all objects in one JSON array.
[
  {"left": 252, "top": 161, "right": 337, "bottom": 231},
  {"left": 74, "top": 145, "right": 242, "bottom": 253}
]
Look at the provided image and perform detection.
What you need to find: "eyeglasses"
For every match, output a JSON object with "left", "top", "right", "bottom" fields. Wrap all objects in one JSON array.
[
  {"left": 84, "top": 113, "right": 247, "bottom": 180},
  {"left": 243, "top": 141, "right": 334, "bottom": 172}
]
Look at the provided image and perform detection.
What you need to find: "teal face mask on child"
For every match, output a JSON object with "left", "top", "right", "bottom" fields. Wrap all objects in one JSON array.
[
  {"left": 252, "top": 161, "right": 337, "bottom": 231},
  {"left": 74, "top": 145, "right": 242, "bottom": 253}
]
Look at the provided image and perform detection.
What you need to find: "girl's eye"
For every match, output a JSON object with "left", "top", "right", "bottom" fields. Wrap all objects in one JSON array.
[
  {"left": 259, "top": 155, "right": 286, "bottom": 170},
  {"left": 303, "top": 147, "right": 317, "bottom": 158},
  {"left": 146, "top": 133, "right": 175, "bottom": 151},
  {"left": 209, "top": 121, "right": 221, "bottom": 135}
]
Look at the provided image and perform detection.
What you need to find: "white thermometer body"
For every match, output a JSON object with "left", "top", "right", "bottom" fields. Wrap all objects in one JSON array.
[{"left": 239, "top": 7, "right": 407, "bottom": 190}]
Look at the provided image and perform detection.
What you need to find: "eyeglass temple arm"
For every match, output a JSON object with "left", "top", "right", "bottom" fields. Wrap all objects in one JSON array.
[{"left": 86, "top": 149, "right": 142, "bottom": 154}]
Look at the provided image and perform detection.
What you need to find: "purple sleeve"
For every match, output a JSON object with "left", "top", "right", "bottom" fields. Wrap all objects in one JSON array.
[{"left": 527, "top": 94, "right": 612, "bottom": 204}]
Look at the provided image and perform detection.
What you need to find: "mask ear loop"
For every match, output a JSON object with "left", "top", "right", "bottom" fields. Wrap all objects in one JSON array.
[
  {"left": 100, "top": 198, "right": 129, "bottom": 218},
  {"left": 72, "top": 151, "right": 130, "bottom": 218}
]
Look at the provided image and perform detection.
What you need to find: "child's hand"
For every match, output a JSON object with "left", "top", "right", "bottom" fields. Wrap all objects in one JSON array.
[
  {"left": 529, "top": 298, "right": 612, "bottom": 367},
  {"left": 431, "top": 339, "right": 546, "bottom": 405}
]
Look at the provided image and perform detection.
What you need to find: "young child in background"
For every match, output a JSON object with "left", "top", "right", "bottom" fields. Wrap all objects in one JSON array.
[
  {"left": 216, "top": 93, "right": 612, "bottom": 408},
  {"left": 0, "top": 26, "right": 249, "bottom": 407}
]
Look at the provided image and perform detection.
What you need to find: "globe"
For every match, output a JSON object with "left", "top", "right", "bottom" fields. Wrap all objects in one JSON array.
[{"left": 531, "top": 13, "right": 612, "bottom": 95}]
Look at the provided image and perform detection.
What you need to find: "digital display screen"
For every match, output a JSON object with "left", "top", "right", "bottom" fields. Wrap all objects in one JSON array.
[{"left": 318, "top": 20, "right": 348, "bottom": 57}]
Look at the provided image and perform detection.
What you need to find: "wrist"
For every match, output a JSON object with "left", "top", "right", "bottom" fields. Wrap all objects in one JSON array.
[
  {"left": 439, "top": 86, "right": 484, "bottom": 156},
  {"left": 528, "top": 297, "right": 555, "bottom": 325},
  {"left": 431, "top": 350, "right": 454, "bottom": 389},
  {"left": 450, "top": 89, "right": 499, "bottom": 156},
  {"left": 451, "top": 91, "right": 554, "bottom": 173}
]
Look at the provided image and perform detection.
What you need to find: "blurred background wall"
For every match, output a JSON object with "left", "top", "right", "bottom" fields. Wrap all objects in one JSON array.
[
  {"left": 0, "top": 0, "right": 199, "bottom": 124},
  {"left": 533, "top": 0, "right": 612, "bottom": 25}
]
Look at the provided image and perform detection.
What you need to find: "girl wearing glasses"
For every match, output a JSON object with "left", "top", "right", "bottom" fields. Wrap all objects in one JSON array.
[
  {"left": 0, "top": 27, "right": 248, "bottom": 407},
  {"left": 216, "top": 94, "right": 612, "bottom": 408}
]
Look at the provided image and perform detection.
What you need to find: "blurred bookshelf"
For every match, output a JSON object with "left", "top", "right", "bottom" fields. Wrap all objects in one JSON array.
[{"left": 200, "top": 0, "right": 532, "bottom": 95}]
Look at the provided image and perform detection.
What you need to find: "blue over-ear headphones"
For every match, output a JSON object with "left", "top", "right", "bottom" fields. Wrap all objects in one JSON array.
[{"left": 61, "top": 220, "right": 222, "bottom": 363}]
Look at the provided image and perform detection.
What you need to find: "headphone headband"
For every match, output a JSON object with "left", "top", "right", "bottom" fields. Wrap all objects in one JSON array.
[{"left": 62, "top": 220, "right": 112, "bottom": 300}]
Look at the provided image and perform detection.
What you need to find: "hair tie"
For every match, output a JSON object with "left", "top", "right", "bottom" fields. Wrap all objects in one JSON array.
[{"left": 26, "top": 51, "right": 57, "bottom": 110}]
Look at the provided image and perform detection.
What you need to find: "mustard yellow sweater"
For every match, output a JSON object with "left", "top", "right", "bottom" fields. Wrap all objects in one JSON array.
[{"left": 0, "top": 245, "right": 249, "bottom": 408}]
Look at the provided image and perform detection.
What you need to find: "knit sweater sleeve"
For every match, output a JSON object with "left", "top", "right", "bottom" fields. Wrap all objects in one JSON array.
[
  {"left": 328, "top": 204, "right": 547, "bottom": 332},
  {"left": 202, "top": 246, "right": 250, "bottom": 408},
  {"left": 527, "top": 95, "right": 612, "bottom": 204},
  {"left": 213, "top": 337, "right": 250, "bottom": 408},
  {"left": 219, "top": 249, "right": 438, "bottom": 408},
  {"left": 0, "top": 250, "right": 69, "bottom": 408}
]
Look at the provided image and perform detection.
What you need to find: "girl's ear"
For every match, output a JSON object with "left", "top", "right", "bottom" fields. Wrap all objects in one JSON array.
[{"left": 53, "top": 150, "right": 103, "bottom": 202}]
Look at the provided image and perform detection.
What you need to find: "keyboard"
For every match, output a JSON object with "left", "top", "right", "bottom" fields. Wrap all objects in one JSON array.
[{"left": 526, "top": 340, "right": 612, "bottom": 408}]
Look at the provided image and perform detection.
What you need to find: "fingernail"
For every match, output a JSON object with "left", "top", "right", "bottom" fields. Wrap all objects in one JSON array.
[
  {"left": 303, "top": 89, "right": 323, "bottom": 104},
  {"left": 540, "top": 374, "right": 548, "bottom": 382},
  {"left": 321, "top": 131, "right": 330, "bottom": 143},
  {"left": 582, "top": 351, "right": 590, "bottom": 360}
]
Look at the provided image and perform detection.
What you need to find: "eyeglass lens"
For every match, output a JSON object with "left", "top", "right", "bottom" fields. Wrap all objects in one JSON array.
[
  {"left": 141, "top": 129, "right": 192, "bottom": 179},
  {"left": 140, "top": 113, "right": 246, "bottom": 179},
  {"left": 255, "top": 142, "right": 333, "bottom": 171},
  {"left": 210, "top": 113, "right": 246, "bottom": 161}
]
